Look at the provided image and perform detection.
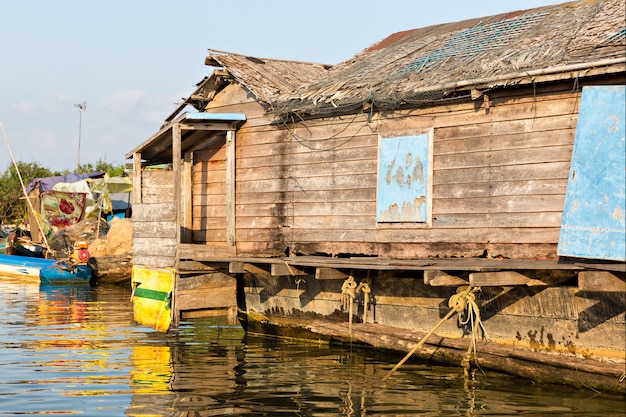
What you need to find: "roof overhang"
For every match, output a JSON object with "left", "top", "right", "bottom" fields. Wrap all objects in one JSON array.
[{"left": 125, "top": 112, "right": 246, "bottom": 165}]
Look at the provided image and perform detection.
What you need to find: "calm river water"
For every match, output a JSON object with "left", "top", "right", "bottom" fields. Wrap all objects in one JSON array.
[{"left": 0, "top": 276, "right": 624, "bottom": 416}]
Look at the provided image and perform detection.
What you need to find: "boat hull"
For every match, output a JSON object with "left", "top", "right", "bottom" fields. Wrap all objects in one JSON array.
[{"left": 0, "top": 254, "right": 92, "bottom": 284}]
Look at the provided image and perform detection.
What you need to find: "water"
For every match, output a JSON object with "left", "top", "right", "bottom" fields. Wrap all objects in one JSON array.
[{"left": 0, "top": 277, "right": 624, "bottom": 416}]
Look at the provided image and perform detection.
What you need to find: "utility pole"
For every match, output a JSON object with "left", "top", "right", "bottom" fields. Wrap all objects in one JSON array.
[{"left": 74, "top": 101, "right": 86, "bottom": 172}]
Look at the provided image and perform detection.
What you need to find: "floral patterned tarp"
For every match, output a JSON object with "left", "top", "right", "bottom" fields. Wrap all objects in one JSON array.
[{"left": 41, "top": 190, "right": 87, "bottom": 231}]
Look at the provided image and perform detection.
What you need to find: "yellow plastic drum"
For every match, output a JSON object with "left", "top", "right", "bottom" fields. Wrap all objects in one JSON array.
[{"left": 131, "top": 266, "right": 175, "bottom": 333}]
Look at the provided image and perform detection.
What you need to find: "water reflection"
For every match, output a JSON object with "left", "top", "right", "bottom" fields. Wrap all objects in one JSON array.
[{"left": 0, "top": 278, "right": 623, "bottom": 417}]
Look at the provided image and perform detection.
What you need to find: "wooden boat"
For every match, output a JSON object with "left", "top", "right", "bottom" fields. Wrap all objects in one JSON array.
[{"left": 0, "top": 253, "right": 92, "bottom": 284}]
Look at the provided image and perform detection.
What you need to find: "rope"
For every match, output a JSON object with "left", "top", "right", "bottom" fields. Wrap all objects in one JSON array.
[
  {"left": 341, "top": 273, "right": 357, "bottom": 334},
  {"left": 383, "top": 285, "right": 481, "bottom": 382},
  {"left": 356, "top": 281, "right": 371, "bottom": 324},
  {"left": 458, "top": 287, "right": 487, "bottom": 379},
  {"left": 341, "top": 275, "right": 357, "bottom": 311}
]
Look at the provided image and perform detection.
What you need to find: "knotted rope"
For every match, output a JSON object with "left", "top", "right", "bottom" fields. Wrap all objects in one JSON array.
[
  {"left": 341, "top": 274, "right": 357, "bottom": 334},
  {"left": 458, "top": 286, "right": 487, "bottom": 379},
  {"left": 383, "top": 285, "right": 482, "bottom": 382},
  {"left": 356, "top": 281, "right": 371, "bottom": 324}
]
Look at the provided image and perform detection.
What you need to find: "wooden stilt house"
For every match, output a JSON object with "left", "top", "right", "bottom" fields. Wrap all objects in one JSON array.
[{"left": 127, "top": 0, "right": 626, "bottom": 392}]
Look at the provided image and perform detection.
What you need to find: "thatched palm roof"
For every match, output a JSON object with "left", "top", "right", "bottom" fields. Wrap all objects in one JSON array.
[
  {"left": 272, "top": 0, "right": 625, "bottom": 117},
  {"left": 163, "top": 51, "right": 330, "bottom": 123},
  {"left": 175, "top": 0, "right": 624, "bottom": 121}
]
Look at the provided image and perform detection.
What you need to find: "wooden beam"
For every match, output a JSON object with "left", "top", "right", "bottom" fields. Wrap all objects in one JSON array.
[
  {"left": 179, "top": 122, "right": 239, "bottom": 131},
  {"left": 230, "top": 261, "right": 246, "bottom": 273},
  {"left": 315, "top": 267, "right": 349, "bottom": 280},
  {"left": 243, "top": 263, "right": 272, "bottom": 277},
  {"left": 578, "top": 271, "right": 626, "bottom": 292},
  {"left": 271, "top": 263, "right": 307, "bottom": 277},
  {"left": 178, "top": 260, "right": 217, "bottom": 273},
  {"left": 228, "top": 261, "right": 270, "bottom": 276},
  {"left": 470, "top": 271, "right": 533, "bottom": 286},
  {"left": 424, "top": 270, "right": 469, "bottom": 286}
]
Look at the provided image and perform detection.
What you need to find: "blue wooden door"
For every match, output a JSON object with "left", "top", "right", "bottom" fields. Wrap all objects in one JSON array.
[{"left": 558, "top": 86, "right": 625, "bottom": 261}]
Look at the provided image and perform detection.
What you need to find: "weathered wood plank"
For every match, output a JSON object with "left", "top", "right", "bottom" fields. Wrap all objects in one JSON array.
[
  {"left": 432, "top": 212, "right": 562, "bottom": 228},
  {"left": 435, "top": 129, "right": 575, "bottom": 155},
  {"left": 175, "top": 286, "right": 237, "bottom": 311},
  {"left": 132, "top": 203, "right": 176, "bottom": 222},
  {"left": 315, "top": 267, "right": 349, "bottom": 280},
  {"left": 229, "top": 261, "right": 246, "bottom": 273},
  {"left": 435, "top": 162, "right": 570, "bottom": 185},
  {"left": 177, "top": 260, "right": 218, "bottom": 273},
  {"left": 434, "top": 179, "right": 567, "bottom": 199},
  {"left": 435, "top": 194, "right": 566, "bottom": 214},
  {"left": 236, "top": 159, "right": 376, "bottom": 182},
  {"left": 434, "top": 114, "right": 577, "bottom": 141},
  {"left": 178, "top": 243, "right": 236, "bottom": 259},
  {"left": 236, "top": 226, "right": 561, "bottom": 244},
  {"left": 436, "top": 145, "right": 573, "bottom": 170},
  {"left": 236, "top": 141, "right": 378, "bottom": 170},
  {"left": 192, "top": 229, "right": 227, "bottom": 243},
  {"left": 469, "top": 271, "right": 533, "bottom": 286},
  {"left": 578, "top": 271, "right": 626, "bottom": 292},
  {"left": 271, "top": 263, "right": 307, "bottom": 276},
  {"left": 132, "top": 237, "right": 176, "bottom": 257},
  {"left": 176, "top": 272, "right": 236, "bottom": 291},
  {"left": 132, "top": 255, "right": 176, "bottom": 269},
  {"left": 424, "top": 270, "right": 469, "bottom": 286},
  {"left": 290, "top": 241, "right": 559, "bottom": 261},
  {"left": 132, "top": 221, "right": 177, "bottom": 238}
]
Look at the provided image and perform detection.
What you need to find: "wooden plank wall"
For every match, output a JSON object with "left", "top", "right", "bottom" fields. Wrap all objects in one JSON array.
[
  {"left": 192, "top": 136, "right": 227, "bottom": 245},
  {"left": 191, "top": 76, "right": 621, "bottom": 260},
  {"left": 132, "top": 169, "right": 177, "bottom": 268}
]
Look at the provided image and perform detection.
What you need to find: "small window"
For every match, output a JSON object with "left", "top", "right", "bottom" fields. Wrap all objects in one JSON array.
[{"left": 376, "top": 131, "right": 433, "bottom": 225}]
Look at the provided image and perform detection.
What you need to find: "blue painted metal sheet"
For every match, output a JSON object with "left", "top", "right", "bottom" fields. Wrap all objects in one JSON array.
[
  {"left": 184, "top": 112, "right": 246, "bottom": 122},
  {"left": 377, "top": 134, "right": 430, "bottom": 222},
  {"left": 557, "top": 86, "right": 625, "bottom": 261}
]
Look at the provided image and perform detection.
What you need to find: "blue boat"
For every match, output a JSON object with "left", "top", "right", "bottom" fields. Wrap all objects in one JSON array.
[{"left": 0, "top": 253, "right": 92, "bottom": 284}]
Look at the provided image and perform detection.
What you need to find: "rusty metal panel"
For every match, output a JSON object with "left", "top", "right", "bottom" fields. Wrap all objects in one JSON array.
[
  {"left": 377, "top": 133, "right": 431, "bottom": 222},
  {"left": 558, "top": 86, "right": 625, "bottom": 261}
]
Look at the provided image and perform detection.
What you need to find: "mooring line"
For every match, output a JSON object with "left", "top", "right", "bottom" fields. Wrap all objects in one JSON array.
[{"left": 382, "top": 285, "right": 481, "bottom": 382}]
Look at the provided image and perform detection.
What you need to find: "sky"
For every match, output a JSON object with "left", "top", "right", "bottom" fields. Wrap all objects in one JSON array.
[{"left": 1, "top": 0, "right": 565, "bottom": 173}]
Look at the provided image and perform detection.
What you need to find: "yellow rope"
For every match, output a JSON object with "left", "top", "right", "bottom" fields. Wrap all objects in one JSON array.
[
  {"left": 458, "top": 288, "right": 487, "bottom": 379},
  {"left": 341, "top": 273, "right": 357, "bottom": 335},
  {"left": 383, "top": 286, "right": 481, "bottom": 382}
]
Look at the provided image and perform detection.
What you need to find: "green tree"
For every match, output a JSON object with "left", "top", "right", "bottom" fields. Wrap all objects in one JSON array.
[
  {"left": 0, "top": 162, "right": 57, "bottom": 225},
  {"left": 74, "top": 157, "right": 126, "bottom": 177},
  {"left": 0, "top": 158, "right": 127, "bottom": 226}
]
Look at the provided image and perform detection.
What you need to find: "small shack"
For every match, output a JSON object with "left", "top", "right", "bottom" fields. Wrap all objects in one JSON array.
[{"left": 127, "top": 0, "right": 625, "bottom": 391}]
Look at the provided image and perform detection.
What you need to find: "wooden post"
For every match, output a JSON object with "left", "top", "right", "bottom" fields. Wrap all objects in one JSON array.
[
  {"left": 132, "top": 152, "right": 142, "bottom": 205},
  {"left": 172, "top": 124, "right": 182, "bottom": 327},
  {"left": 181, "top": 151, "right": 193, "bottom": 243},
  {"left": 225, "top": 130, "right": 236, "bottom": 247}
]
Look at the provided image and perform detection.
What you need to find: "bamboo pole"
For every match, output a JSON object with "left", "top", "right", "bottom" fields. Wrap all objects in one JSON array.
[{"left": 0, "top": 121, "right": 51, "bottom": 251}]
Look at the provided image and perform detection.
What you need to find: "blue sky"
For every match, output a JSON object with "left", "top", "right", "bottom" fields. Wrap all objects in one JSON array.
[{"left": 1, "top": 0, "right": 564, "bottom": 172}]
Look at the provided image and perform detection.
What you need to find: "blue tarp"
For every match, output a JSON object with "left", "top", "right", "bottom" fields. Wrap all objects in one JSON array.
[{"left": 26, "top": 172, "right": 105, "bottom": 194}]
